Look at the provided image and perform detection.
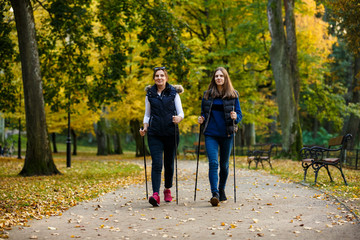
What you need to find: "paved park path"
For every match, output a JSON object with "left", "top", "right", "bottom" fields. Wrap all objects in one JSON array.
[{"left": 9, "top": 160, "right": 359, "bottom": 240}]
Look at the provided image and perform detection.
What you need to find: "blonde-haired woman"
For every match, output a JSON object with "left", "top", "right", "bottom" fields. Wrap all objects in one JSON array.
[{"left": 198, "top": 67, "right": 242, "bottom": 206}]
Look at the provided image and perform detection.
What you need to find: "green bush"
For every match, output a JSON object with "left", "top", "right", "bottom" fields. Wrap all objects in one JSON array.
[{"left": 302, "top": 127, "right": 336, "bottom": 146}]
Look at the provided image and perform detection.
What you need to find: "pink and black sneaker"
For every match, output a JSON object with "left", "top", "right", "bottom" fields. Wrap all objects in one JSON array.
[
  {"left": 163, "top": 189, "right": 172, "bottom": 202},
  {"left": 149, "top": 192, "right": 160, "bottom": 207}
]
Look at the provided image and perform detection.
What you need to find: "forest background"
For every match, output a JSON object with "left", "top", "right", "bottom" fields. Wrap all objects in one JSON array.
[{"left": 0, "top": 0, "right": 359, "bottom": 174}]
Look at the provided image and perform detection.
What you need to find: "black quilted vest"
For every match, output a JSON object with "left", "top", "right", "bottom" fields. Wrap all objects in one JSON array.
[
  {"left": 147, "top": 83, "right": 178, "bottom": 136},
  {"left": 202, "top": 91, "right": 237, "bottom": 136}
]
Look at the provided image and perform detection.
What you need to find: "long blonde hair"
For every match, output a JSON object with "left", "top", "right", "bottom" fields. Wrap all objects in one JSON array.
[{"left": 204, "top": 67, "right": 237, "bottom": 100}]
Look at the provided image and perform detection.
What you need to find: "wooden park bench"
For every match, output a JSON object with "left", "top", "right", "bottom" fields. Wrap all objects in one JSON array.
[
  {"left": 247, "top": 144, "right": 275, "bottom": 169},
  {"left": 183, "top": 141, "right": 206, "bottom": 158},
  {"left": 300, "top": 134, "right": 352, "bottom": 185}
]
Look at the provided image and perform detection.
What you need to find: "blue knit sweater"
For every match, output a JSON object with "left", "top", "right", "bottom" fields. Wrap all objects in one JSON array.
[{"left": 202, "top": 98, "right": 242, "bottom": 138}]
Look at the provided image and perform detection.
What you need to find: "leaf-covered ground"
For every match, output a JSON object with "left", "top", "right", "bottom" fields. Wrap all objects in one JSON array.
[
  {"left": 239, "top": 157, "right": 360, "bottom": 216},
  {"left": 1, "top": 153, "right": 359, "bottom": 237},
  {"left": 7, "top": 158, "right": 359, "bottom": 240},
  {"left": 0, "top": 153, "right": 144, "bottom": 233}
]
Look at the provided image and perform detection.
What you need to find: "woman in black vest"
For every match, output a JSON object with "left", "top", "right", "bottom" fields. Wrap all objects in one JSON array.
[
  {"left": 198, "top": 67, "right": 242, "bottom": 206},
  {"left": 139, "top": 67, "right": 184, "bottom": 207}
]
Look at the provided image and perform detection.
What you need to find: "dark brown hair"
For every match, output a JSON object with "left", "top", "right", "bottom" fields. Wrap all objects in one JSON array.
[{"left": 204, "top": 67, "right": 237, "bottom": 99}]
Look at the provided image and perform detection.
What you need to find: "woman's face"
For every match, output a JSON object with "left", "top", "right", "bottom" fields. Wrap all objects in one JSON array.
[
  {"left": 154, "top": 70, "right": 167, "bottom": 88},
  {"left": 214, "top": 70, "right": 225, "bottom": 86}
]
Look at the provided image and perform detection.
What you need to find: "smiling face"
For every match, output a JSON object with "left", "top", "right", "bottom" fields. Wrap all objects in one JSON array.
[
  {"left": 154, "top": 70, "right": 168, "bottom": 88},
  {"left": 214, "top": 70, "right": 225, "bottom": 86}
]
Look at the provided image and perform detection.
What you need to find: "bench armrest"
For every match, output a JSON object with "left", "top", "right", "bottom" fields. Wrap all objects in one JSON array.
[
  {"left": 308, "top": 146, "right": 343, "bottom": 161},
  {"left": 300, "top": 147, "right": 315, "bottom": 160}
]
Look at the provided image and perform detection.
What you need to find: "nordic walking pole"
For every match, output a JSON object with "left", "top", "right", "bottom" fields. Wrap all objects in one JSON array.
[
  {"left": 174, "top": 122, "right": 179, "bottom": 205},
  {"left": 232, "top": 107, "right": 237, "bottom": 203},
  {"left": 141, "top": 128, "right": 149, "bottom": 199},
  {"left": 194, "top": 124, "right": 202, "bottom": 201}
]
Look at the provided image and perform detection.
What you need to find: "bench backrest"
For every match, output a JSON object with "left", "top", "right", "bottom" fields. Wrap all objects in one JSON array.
[
  {"left": 262, "top": 144, "right": 274, "bottom": 151},
  {"left": 328, "top": 136, "right": 344, "bottom": 148},
  {"left": 327, "top": 134, "right": 352, "bottom": 158},
  {"left": 328, "top": 134, "right": 352, "bottom": 149}
]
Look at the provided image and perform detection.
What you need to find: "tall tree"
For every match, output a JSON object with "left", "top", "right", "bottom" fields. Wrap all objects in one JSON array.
[
  {"left": 342, "top": 58, "right": 360, "bottom": 147},
  {"left": 0, "top": 1, "right": 17, "bottom": 113},
  {"left": 267, "top": 0, "right": 302, "bottom": 157},
  {"left": 174, "top": 0, "right": 277, "bottom": 144},
  {"left": 10, "top": 0, "right": 60, "bottom": 176},
  {"left": 324, "top": 0, "right": 360, "bottom": 146}
]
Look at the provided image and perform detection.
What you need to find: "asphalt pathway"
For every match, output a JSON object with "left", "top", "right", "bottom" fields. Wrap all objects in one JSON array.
[{"left": 9, "top": 160, "right": 359, "bottom": 240}]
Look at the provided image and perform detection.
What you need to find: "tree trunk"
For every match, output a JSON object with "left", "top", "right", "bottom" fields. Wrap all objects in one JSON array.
[
  {"left": 113, "top": 133, "right": 123, "bottom": 154},
  {"left": 95, "top": 118, "right": 107, "bottom": 155},
  {"left": 284, "top": 0, "right": 300, "bottom": 104},
  {"left": 130, "top": 119, "right": 147, "bottom": 157},
  {"left": 267, "top": 0, "right": 302, "bottom": 158},
  {"left": 51, "top": 133, "right": 58, "bottom": 153},
  {"left": 106, "top": 134, "right": 112, "bottom": 154},
  {"left": 11, "top": 0, "right": 60, "bottom": 176},
  {"left": 244, "top": 123, "right": 256, "bottom": 147},
  {"left": 342, "top": 56, "right": 360, "bottom": 148},
  {"left": 71, "top": 129, "right": 77, "bottom": 155}
]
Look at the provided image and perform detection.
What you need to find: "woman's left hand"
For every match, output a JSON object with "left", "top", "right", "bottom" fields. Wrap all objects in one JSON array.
[
  {"left": 230, "top": 111, "right": 237, "bottom": 120},
  {"left": 172, "top": 115, "right": 183, "bottom": 124}
]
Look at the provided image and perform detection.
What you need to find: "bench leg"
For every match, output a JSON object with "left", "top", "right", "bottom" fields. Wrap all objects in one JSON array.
[
  {"left": 247, "top": 158, "right": 252, "bottom": 169},
  {"left": 303, "top": 167, "right": 308, "bottom": 182},
  {"left": 324, "top": 165, "right": 334, "bottom": 182},
  {"left": 314, "top": 168, "right": 319, "bottom": 185},
  {"left": 313, "top": 164, "right": 322, "bottom": 185},
  {"left": 337, "top": 165, "right": 348, "bottom": 186},
  {"left": 302, "top": 162, "right": 312, "bottom": 182},
  {"left": 267, "top": 159, "right": 273, "bottom": 169},
  {"left": 312, "top": 162, "right": 323, "bottom": 185},
  {"left": 260, "top": 160, "right": 264, "bottom": 169},
  {"left": 255, "top": 159, "right": 259, "bottom": 169}
]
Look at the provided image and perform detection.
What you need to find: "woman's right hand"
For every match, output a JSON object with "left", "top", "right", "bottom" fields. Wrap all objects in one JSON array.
[
  {"left": 139, "top": 126, "right": 147, "bottom": 136},
  {"left": 198, "top": 116, "right": 204, "bottom": 124}
]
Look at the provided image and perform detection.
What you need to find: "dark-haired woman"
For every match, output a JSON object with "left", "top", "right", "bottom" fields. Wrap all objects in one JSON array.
[
  {"left": 139, "top": 67, "right": 184, "bottom": 207},
  {"left": 198, "top": 67, "right": 242, "bottom": 206}
]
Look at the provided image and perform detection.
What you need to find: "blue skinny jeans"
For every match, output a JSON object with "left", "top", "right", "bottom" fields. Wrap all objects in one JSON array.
[
  {"left": 205, "top": 135, "right": 233, "bottom": 194},
  {"left": 147, "top": 135, "right": 179, "bottom": 194}
]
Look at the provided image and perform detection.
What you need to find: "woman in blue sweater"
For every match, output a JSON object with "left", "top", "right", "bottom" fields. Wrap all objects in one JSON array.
[{"left": 198, "top": 67, "right": 242, "bottom": 206}]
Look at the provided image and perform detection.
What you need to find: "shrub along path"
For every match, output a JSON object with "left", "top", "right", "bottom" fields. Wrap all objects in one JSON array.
[{"left": 9, "top": 160, "right": 359, "bottom": 239}]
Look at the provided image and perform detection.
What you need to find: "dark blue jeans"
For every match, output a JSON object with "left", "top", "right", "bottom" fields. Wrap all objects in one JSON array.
[
  {"left": 205, "top": 135, "right": 233, "bottom": 194},
  {"left": 147, "top": 135, "right": 179, "bottom": 194}
]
